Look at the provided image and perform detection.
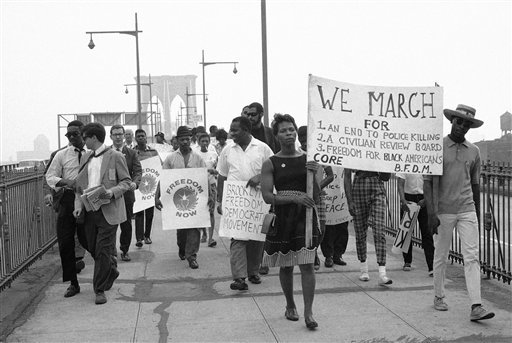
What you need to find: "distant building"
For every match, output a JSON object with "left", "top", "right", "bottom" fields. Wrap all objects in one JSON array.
[
  {"left": 474, "top": 112, "right": 512, "bottom": 163},
  {"left": 16, "top": 134, "right": 51, "bottom": 162}
]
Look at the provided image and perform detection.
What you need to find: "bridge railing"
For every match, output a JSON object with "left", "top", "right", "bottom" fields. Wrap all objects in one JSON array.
[
  {"left": 0, "top": 164, "right": 57, "bottom": 292},
  {"left": 384, "top": 161, "right": 511, "bottom": 285},
  {"left": 1, "top": 161, "right": 510, "bottom": 291}
]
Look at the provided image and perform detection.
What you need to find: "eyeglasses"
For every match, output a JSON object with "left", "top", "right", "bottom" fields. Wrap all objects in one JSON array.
[
  {"left": 65, "top": 131, "right": 80, "bottom": 138},
  {"left": 454, "top": 117, "right": 472, "bottom": 128}
]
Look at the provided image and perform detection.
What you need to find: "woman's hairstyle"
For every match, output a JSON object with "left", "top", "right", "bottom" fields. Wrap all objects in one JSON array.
[{"left": 271, "top": 113, "right": 298, "bottom": 136}]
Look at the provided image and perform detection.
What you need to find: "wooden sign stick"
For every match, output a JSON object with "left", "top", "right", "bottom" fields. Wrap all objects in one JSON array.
[{"left": 305, "top": 169, "right": 314, "bottom": 248}]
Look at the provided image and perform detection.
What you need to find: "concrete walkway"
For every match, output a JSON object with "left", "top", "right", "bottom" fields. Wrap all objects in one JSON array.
[{"left": 1, "top": 212, "right": 511, "bottom": 342}]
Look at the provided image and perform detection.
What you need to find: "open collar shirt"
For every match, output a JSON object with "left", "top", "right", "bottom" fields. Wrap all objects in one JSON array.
[
  {"left": 46, "top": 145, "right": 86, "bottom": 190},
  {"left": 134, "top": 144, "right": 159, "bottom": 161},
  {"left": 162, "top": 149, "right": 206, "bottom": 170},
  {"left": 88, "top": 144, "right": 106, "bottom": 189},
  {"left": 217, "top": 136, "right": 273, "bottom": 181},
  {"left": 396, "top": 173, "right": 424, "bottom": 195}
]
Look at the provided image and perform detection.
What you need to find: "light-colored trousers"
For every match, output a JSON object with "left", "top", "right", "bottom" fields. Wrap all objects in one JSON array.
[
  {"left": 434, "top": 211, "right": 481, "bottom": 305},
  {"left": 230, "top": 239, "right": 264, "bottom": 280}
]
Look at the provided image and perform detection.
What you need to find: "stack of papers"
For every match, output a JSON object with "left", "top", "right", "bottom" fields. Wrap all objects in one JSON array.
[{"left": 80, "top": 185, "right": 110, "bottom": 212}]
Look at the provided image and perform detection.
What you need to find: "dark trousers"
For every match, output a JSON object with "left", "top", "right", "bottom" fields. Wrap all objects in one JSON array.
[
  {"left": 177, "top": 228, "right": 201, "bottom": 260},
  {"left": 119, "top": 201, "right": 134, "bottom": 253},
  {"left": 56, "top": 191, "right": 87, "bottom": 282},
  {"left": 320, "top": 222, "right": 349, "bottom": 259},
  {"left": 84, "top": 210, "right": 118, "bottom": 293},
  {"left": 135, "top": 206, "right": 154, "bottom": 240},
  {"left": 402, "top": 193, "right": 434, "bottom": 271}
]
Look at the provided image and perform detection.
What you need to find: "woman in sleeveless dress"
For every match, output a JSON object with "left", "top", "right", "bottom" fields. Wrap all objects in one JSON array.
[{"left": 260, "top": 114, "right": 322, "bottom": 329}]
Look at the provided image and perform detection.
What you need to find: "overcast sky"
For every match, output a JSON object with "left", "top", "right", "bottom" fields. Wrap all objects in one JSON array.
[{"left": 1, "top": 0, "right": 510, "bottom": 162}]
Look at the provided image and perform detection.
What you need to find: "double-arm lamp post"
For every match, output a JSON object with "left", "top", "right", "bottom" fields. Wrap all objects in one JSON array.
[
  {"left": 86, "top": 13, "right": 143, "bottom": 129},
  {"left": 199, "top": 49, "right": 238, "bottom": 128}
]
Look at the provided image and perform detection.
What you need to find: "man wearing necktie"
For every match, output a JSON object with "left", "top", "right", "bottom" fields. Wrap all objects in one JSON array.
[
  {"left": 73, "top": 122, "right": 131, "bottom": 305},
  {"left": 46, "top": 120, "right": 89, "bottom": 298},
  {"left": 110, "top": 124, "right": 142, "bottom": 262}
]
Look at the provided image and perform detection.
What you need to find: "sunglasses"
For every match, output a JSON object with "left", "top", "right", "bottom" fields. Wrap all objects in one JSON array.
[
  {"left": 454, "top": 117, "right": 472, "bottom": 128},
  {"left": 65, "top": 131, "right": 80, "bottom": 138}
]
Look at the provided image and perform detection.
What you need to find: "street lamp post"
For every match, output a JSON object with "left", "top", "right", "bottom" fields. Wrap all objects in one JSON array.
[
  {"left": 186, "top": 87, "right": 207, "bottom": 126},
  {"left": 86, "top": 13, "right": 143, "bottom": 129},
  {"left": 199, "top": 49, "right": 238, "bottom": 128}
]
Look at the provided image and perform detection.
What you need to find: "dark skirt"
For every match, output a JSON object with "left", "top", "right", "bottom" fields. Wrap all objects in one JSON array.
[{"left": 262, "top": 199, "right": 320, "bottom": 267}]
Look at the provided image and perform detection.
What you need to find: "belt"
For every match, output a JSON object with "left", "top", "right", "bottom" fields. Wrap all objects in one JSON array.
[{"left": 405, "top": 193, "right": 424, "bottom": 202}]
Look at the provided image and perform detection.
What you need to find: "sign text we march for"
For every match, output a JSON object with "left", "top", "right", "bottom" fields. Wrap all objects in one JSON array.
[
  {"left": 307, "top": 75, "right": 444, "bottom": 175},
  {"left": 219, "top": 181, "right": 271, "bottom": 241}
]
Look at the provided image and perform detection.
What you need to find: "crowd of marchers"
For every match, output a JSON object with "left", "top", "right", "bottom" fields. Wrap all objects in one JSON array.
[{"left": 44, "top": 101, "right": 494, "bottom": 327}]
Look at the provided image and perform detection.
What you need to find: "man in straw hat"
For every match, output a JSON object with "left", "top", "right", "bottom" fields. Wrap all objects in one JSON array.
[{"left": 424, "top": 104, "right": 494, "bottom": 321}]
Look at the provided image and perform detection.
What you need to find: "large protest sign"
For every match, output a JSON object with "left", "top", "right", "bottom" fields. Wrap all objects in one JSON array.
[
  {"left": 133, "top": 156, "right": 162, "bottom": 213},
  {"left": 308, "top": 75, "right": 443, "bottom": 174},
  {"left": 392, "top": 202, "right": 420, "bottom": 254},
  {"left": 160, "top": 168, "right": 210, "bottom": 230},
  {"left": 219, "top": 181, "right": 271, "bottom": 241},
  {"left": 324, "top": 166, "right": 352, "bottom": 225}
]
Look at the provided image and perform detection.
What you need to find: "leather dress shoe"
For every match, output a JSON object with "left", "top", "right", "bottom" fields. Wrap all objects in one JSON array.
[
  {"left": 324, "top": 257, "right": 334, "bottom": 268},
  {"left": 188, "top": 259, "right": 199, "bottom": 269},
  {"left": 64, "top": 284, "right": 80, "bottom": 298},
  {"left": 333, "top": 257, "right": 347, "bottom": 266},
  {"left": 95, "top": 292, "right": 107, "bottom": 305},
  {"left": 230, "top": 278, "right": 248, "bottom": 291},
  {"left": 120, "top": 252, "right": 131, "bottom": 262},
  {"left": 248, "top": 275, "right": 261, "bottom": 284}
]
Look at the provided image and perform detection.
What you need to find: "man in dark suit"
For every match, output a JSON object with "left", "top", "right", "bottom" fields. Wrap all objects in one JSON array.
[
  {"left": 73, "top": 122, "right": 131, "bottom": 305},
  {"left": 110, "top": 124, "right": 142, "bottom": 262}
]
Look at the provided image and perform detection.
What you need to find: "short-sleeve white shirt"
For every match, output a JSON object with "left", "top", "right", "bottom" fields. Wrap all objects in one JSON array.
[
  {"left": 396, "top": 173, "right": 424, "bottom": 195},
  {"left": 217, "top": 137, "right": 273, "bottom": 181}
]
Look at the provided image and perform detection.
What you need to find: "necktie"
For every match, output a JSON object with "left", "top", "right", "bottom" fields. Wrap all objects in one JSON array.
[{"left": 75, "top": 148, "right": 83, "bottom": 163}]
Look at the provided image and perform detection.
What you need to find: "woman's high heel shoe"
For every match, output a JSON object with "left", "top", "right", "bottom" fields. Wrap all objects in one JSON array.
[
  {"left": 305, "top": 316, "right": 318, "bottom": 329},
  {"left": 285, "top": 308, "right": 299, "bottom": 321}
]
